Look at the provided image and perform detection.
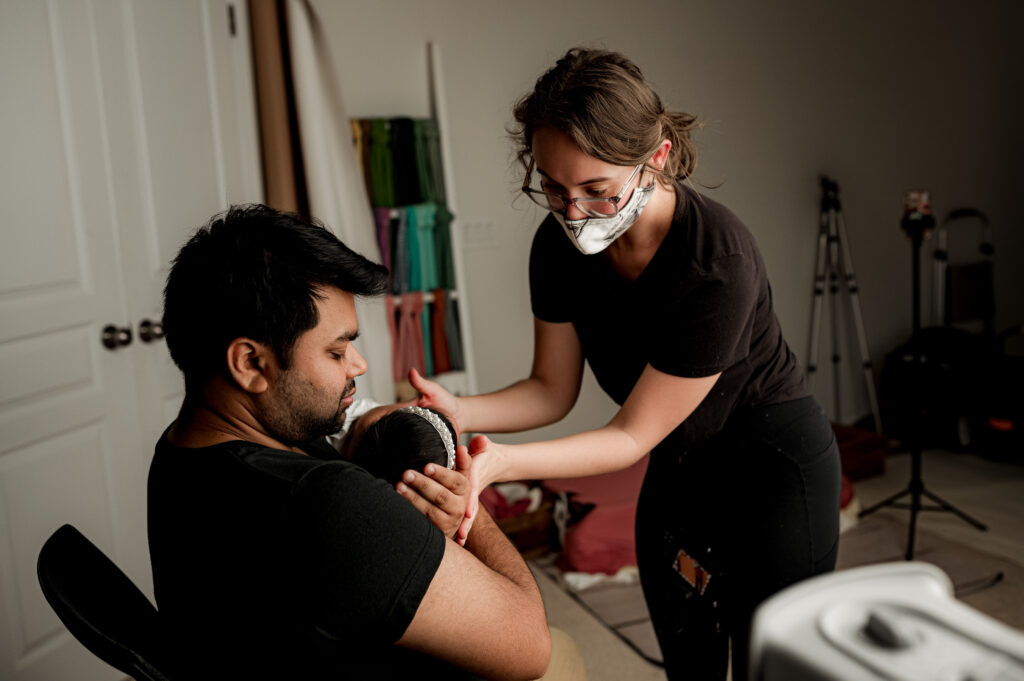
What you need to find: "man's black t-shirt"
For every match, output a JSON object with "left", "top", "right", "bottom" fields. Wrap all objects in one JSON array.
[
  {"left": 148, "top": 431, "right": 464, "bottom": 679},
  {"left": 529, "top": 183, "right": 808, "bottom": 448}
]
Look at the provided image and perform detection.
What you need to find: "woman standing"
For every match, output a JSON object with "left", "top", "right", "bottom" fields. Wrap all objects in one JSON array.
[{"left": 406, "top": 47, "right": 840, "bottom": 680}]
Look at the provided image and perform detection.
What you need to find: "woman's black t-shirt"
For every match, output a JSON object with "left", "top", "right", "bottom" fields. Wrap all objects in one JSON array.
[{"left": 529, "top": 183, "right": 809, "bottom": 448}]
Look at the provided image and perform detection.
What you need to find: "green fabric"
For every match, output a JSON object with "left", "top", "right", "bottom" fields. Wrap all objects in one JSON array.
[
  {"left": 369, "top": 119, "right": 395, "bottom": 207},
  {"left": 434, "top": 203, "right": 455, "bottom": 290},
  {"left": 413, "top": 120, "right": 434, "bottom": 203},
  {"left": 413, "top": 119, "right": 447, "bottom": 203}
]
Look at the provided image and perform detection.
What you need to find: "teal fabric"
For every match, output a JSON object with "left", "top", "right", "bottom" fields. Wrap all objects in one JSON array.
[{"left": 415, "top": 204, "right": 439, "bottom": 291}]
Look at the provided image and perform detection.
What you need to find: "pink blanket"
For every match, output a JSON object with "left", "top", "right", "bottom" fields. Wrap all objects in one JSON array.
[{"left": 542, "top": 455, "right": 649, "bottom": 575}]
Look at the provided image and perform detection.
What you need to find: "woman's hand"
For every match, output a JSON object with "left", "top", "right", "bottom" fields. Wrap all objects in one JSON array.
[
  {"left": 454, "top": 434, "right": 506, "bottom": 542},
  {"left": 408, "top": 368, "right": 462, "bottom": 432},
  {"left": 396, "top": 444, "right": 474, "bottom": 545}
]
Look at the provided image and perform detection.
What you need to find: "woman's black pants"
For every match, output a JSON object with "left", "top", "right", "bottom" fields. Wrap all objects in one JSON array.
[{"left": 635, "top": 396, "right": 841, "bottom": 681}]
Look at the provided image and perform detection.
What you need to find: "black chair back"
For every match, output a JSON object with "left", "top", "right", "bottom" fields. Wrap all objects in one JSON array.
[{"left": 36, "top": 524, "right": 175, "bottom": 681}]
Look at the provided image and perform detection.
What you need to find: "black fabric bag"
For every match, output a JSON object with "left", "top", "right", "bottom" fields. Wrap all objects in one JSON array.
[
  {"left": 974, "top": 325, "right": 1024, "bottom": 460},
  {"left": 879, "top": 326, "right": 988, "bottom": 449}
]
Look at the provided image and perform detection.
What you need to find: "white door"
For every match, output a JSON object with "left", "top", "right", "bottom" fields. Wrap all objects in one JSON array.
[
  {"left": 97, "top": 0, "right": 262, "bottom": 449},
  {"left": 0, "top": 2, "right": 262, "bottom": 679}
]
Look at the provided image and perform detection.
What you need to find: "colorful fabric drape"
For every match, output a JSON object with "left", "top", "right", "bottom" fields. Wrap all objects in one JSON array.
[{"left": 354, "top": 116, "right": 463, "bottom": 380}]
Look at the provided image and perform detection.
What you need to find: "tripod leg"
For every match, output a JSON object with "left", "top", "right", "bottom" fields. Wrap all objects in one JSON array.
[
  {"left": 858, "top": 484, "right": 912, "bottom": 518},
  {"left": 905, "top": 448, "right": 924, "bottom": 560},
  {"left": 906, "top": 499, "right": 918, "bottom": 560},
  {"left": 835, "top": 212, "right": 883, "bottom": 432},
  {"left": 920, "top": 488, "right": 989, "bottom": 531},
  {"left": 827, "top": 209, "right": 842, "bottom": 419},
  {"left": 807, "top": 217, "right": 829, "bottom": 391}
]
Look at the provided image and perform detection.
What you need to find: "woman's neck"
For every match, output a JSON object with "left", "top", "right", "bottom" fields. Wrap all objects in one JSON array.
[{"left": 604, "top": 180, "right": 676, "bottom": 280}]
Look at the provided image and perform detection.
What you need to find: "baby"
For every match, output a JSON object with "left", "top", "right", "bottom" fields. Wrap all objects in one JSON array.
[{"left": 351, "top": 406, "right": 457, "bottom": 485}]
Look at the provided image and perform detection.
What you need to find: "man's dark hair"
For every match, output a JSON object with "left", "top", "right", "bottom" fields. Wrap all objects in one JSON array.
[
  {"left": 352, "top": 408, "right": 457, "bottom": 485},
  {"left": 162, "top": 204, "right": 389, "bottom": 392}
]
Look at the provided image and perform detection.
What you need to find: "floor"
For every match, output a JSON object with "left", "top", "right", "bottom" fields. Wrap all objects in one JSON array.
[
  {"left": 853, "top": 448, "right": 1024, "bottom": 566},
  {"left": 535, "top": 447, "right": 1024, "bottom": 681}
]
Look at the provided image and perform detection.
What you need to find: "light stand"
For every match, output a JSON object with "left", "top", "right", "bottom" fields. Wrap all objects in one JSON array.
[{"left": 858, "top": 192, "right": 988, "bottom": 560}]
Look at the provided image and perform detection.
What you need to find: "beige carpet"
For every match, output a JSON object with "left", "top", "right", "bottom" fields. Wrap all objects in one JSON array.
[
  {"left": 531, "top": 563, "right": 667, "bottom": 681},
  {"left": 534, "top": 512, "right": 1024, "bottom": 673}
]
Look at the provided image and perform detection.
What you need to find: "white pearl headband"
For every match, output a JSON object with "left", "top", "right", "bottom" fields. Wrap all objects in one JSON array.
[{"left": 398, "top": 406, "right": 455, "bottom": 470}]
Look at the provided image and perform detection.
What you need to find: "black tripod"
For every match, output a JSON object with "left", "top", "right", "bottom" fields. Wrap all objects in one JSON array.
[
  {"left": 858, "top": 193, "right": 988, "bottom": 560},
  {"left": 807, "top": 176, "right": 882, "bottom": 431}
]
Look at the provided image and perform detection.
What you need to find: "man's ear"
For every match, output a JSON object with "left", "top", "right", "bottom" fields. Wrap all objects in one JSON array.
[{"left": 226, "top": 337, "right": 271, "bottom": 394}]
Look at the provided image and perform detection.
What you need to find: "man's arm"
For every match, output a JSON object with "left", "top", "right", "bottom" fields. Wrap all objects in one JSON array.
[{"left": 396, "top": 506, "right": 551, "bottom": 681}]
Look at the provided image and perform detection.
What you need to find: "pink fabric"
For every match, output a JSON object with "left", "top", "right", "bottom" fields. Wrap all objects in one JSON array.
[
  {"left": 479, "top": 487, "right": 531, "bottom": 520},
  {"left": 386, "top": 292, "right": 427, "bottom": 382},
  {"left": 561, "top": 502, "right": 638, "bottom": 575},
  {"left": 543, "top": 455, "right": 650, "bottom": 575},
  {"left": 394, "top": 292, "right": 426, "bottom": 378},
  {"left": 841, "top": 474, "right": 854, "bottom": 509}
]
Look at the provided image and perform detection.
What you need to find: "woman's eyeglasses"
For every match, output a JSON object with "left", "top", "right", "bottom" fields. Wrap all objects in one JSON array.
[{"left": 521, "top": 159, "right": 644, "bottom": 219}]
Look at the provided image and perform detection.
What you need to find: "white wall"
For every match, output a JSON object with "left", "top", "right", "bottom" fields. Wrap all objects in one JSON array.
[{"left": 315, "top": 0, "right": 1023, "bottom": 435}]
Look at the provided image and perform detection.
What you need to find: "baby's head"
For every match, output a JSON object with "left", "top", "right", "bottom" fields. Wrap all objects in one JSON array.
[{"left": 351, "top": 406, "right": 457, "bottom": 485}]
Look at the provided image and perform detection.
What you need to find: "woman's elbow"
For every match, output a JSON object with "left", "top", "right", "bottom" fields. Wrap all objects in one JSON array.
[
  {"left": 528, "top": 374, "right": 580, "bottom": 424},
  {"left": 541, "top": 388, "right": 578, "bottom": 426}
]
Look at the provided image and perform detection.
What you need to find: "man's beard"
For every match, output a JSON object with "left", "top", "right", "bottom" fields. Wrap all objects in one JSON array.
[{"left": 261, "top": 371, "right": 355, "bottom": 447}]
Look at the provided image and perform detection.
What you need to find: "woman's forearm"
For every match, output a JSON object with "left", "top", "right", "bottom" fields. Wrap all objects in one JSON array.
[
  {"left": 474, "top": 368, "right": 723, "bottom": 486},
  {"left": 457, "top": 375, "right": 577, "bottom": 434},
  {"left": 455, "top": 318, "right": 583, "bottom": 434},
  {"left": 483, "top": 424, "right": 649, "bottom": 485}
]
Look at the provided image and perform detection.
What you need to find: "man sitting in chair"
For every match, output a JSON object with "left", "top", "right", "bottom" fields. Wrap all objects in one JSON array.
[{"left": 149, "top": 205, "right": 551, "bottom": 680}]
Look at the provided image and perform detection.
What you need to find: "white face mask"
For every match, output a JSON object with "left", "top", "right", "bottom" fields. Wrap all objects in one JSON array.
[{"left": 552, "top": 179, "right": 656, "bottom": 255}]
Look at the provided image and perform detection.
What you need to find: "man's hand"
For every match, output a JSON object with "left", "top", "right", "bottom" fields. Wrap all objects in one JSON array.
[{"left": 396, "top": 444, "right": 473, "bottom": 545}]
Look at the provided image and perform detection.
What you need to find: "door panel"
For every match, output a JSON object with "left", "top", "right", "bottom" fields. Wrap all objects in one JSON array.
[
  {"left": 129, "top": 1, "right": 227, "bottom": 273},
  {"left": 2, "top": 425, "right": 116, "bottom": 656},
  {"left": 106, "top": 0, "right": 263, "bottom": 447},
  {"left": 0, "top": 2, "right": 145, "bottom": 679},
  {"left": 0, "top": 1, "right": 262, "bottom": 679}
]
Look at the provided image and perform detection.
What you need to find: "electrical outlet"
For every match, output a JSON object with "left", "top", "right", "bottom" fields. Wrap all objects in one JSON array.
[{"left": 462, "top": 219, "right": 498, "bottom": 250}]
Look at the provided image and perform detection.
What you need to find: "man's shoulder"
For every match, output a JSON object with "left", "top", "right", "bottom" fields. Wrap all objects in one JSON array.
[{"left": 151, "top": 430, "right": 377, "bottom": 495}]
